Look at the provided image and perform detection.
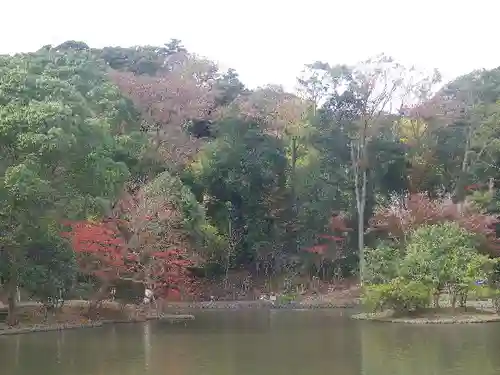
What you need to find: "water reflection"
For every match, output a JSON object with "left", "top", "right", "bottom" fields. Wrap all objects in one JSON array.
[
  {"left": 360, "top": 322, "right": 500, "bottom": 375},
  {"left": 1, "top": 310, "right": 500, "bottom": 375},
  {"left": 143, "top": 322, "right": 151, "bottom": 370}
]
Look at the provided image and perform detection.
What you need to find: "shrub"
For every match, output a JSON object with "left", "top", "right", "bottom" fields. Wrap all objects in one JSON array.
[
  {"left": 399, "top": 222, "right": 496, "bottom": 307},
  {"left": 277, "top": 293, "right": 297, "bottom": 305},
  {"left": 364, "top": 243, "right": 401, "bottom": 284},
  {"left": 362, "top": 284, "right": 392, "bottom": 312},
  {"left": 362, "top": 278, "right": 431, "bottom": 314},
  {"left": 363, "top": 222, "right": 497, "bottom": 311},
  {"left": 470, "top": 284, "right": 500, "bottom": 313},
  {"left": 470, "top": 284, "right": 498, "bottom": 300}
]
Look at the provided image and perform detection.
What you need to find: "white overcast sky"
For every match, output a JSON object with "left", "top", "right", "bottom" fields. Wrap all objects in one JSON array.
[{"left": 1, "top": 0, "right": 498, "bottom": 91}]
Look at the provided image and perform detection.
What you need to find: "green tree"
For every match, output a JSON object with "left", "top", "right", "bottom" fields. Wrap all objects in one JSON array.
[
  {"left": 364, "top": 242, "right": 401, "bottom": 284},
  {"left": 19, "top": 229, "right": 77, "bottom": 307},
  {"left": 400, "top": 222, "right": 494, "bottom": 307},
  {"left": 307, "top": 55, "right": 428, "bottom": 281},
  {"left": 0, "top": 47, "right": 144, "bottom": 325},
  {"left": 183, "top": 118, "right": 289, "bottom": 275},
  {"left": 429, "top": 68, "right": 500, "bottom": 206}
]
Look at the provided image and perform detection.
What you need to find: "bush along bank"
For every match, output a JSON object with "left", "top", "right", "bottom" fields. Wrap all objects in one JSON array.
[{"left": 356, "top": 222, "right": 500, "bottom": 323}]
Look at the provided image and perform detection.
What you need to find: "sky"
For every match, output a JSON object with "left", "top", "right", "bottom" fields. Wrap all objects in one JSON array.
[{"left": 2, "top": 0, "right": 499, "bottom": 92}]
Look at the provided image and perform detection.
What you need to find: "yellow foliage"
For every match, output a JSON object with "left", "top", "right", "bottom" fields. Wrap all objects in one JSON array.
[{"left": 397, "top": 117, "right": 428, "bottom": 143}]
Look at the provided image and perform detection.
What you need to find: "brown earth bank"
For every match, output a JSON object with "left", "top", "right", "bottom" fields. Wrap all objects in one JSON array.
[
  {"left": 0, "top": 301, "right": 194, "bottom": 336},
  {"left": 161, "top": 285, "right": 361, "bottom": 311},
  {"left": 0, "top": 285, "right": 361, "bottom": 335},
  {"left": 192, "top": 274, "right": 360, "bottom": 303}
]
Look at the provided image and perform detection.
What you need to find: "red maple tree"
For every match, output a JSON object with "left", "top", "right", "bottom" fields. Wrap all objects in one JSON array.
[
  {"left": 61, "top": 219, "right": 128, "bottom": 284},
  {"left": 303, "top": 213, "right": 352, "bottom": 281},
  {"left": 62, "top": 211, "right": 197, "bottom": 306},
  {"left": 304, "top": 214, "right": 351, "bottom": 255}
]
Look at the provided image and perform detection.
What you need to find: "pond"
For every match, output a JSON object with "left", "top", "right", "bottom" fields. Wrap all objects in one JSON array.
[{"left": 1, "top": 309, "right": 500, "bottom": 375}]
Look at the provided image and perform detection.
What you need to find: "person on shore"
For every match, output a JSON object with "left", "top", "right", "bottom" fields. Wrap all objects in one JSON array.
[
  {"left": 143, "top": 287, "right": 158, "bottom": 310},
  {"left": 270, "top": 293, "right": 277, "bottom": 306}
]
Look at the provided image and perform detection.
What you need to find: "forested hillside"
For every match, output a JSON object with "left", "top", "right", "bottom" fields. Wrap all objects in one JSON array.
[{"left": 2, "top": 39, "right": 500, "bottom": 324}]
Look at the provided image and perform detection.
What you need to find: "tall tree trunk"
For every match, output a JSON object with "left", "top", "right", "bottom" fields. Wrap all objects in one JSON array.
[
  {"left": 224, "top": 210, "right": 232, "bottom": 291},
  {"left": 357, "top": 205, "right": 365, "bottom": 284},
  {"left": 456, "top": 126, "right": 472, "bottom": 214},
  {"left": 6, "top": 271, "right": 19, "bottom": 326},
  {"left": 352, "top": 142, "right": 367, "bottom": 285},
  {"left": 356, "top": 182, "right": 366, "bottom": 285},
  {"left": 285, "top": 136, "right": 298, "bottom": 254},
  {"left": 5, "top": 249, "right": 19, "bottom": 327}
]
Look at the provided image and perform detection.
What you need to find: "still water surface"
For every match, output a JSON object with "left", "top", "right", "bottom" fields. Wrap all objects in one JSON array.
[{"left": 1, "top": 309, "right": 500, "bottom": 375}]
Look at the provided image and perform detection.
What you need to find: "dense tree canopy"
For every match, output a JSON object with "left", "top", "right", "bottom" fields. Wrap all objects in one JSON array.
[
  {"left": 3, "top": 38, "right": 500, "bottom": 324},
  {"left": 0, "top": 47, "right": 150, "bottom": 321}
]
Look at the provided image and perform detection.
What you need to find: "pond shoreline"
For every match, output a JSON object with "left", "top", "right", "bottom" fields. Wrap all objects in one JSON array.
[
  {"left": 162, "top": 299, "right": 359, "bottom": 311},
  {"left": 0, "top": 313, "right": 195, "bottom": 336},
  {"left": 161, "top": 287, "right": 361, "bottom": 311},
  {"left": 352, "top": 305, "right": 500, "bottom": 324},
  {"left": 0, "top": 292, "right": 360, "bottom": 336}
]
